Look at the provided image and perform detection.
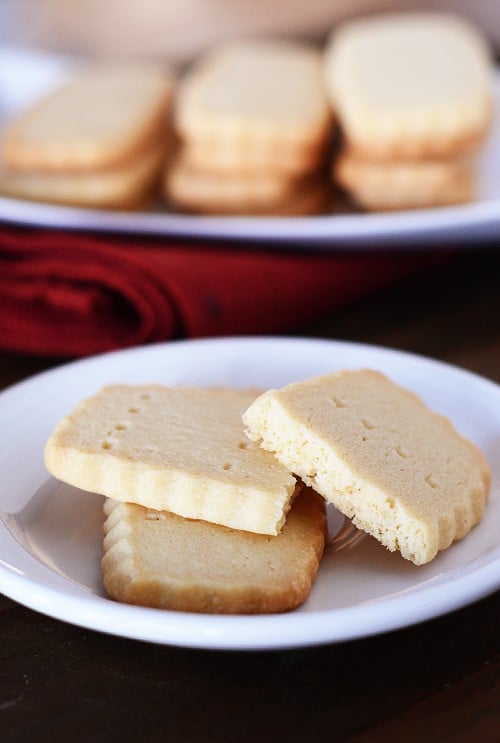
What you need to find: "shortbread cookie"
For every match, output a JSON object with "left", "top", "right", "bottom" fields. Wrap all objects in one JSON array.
[
  {"left": 243, "top": 370, "right": 490, "bottom": 565},
  {"left": 0, "top": 140, "right": 165, "bottom": 209},
  {"left": 324, "top": 13, "right": 492, "bottom": 160},
  {"left": 2, "top": 62, "right": 174, "bottom": 171},
  {"left": 45, "top": 385, "right": 297, "bottom": 535},
  {"left": 165, "top": 153, "right": 329, "bottom": 215},
  {"left": 334, "top": 149, "right": 475, "bottom": 211},
  {"left": 182, "top": 136, "right": 328, "bottom": 176},
  {"left": 102, "top": 485, "right": 326, "bottom": 614},
  {"left": 175, "top": 40, "right": 332, "bottom": 151}
]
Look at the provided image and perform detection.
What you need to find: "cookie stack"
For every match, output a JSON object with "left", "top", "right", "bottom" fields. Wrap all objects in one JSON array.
[
  {"left": 324, "top": 13, "right": 493, "bottom": 211},
  {"left": 45, "top": 385, "right": 327, "bottom": 614},
  {"left": 165, "top": 40, "right": 333, "bottom": 216},
  {"left": 1, "top": 63, "right": 174, "bottom": 209}
]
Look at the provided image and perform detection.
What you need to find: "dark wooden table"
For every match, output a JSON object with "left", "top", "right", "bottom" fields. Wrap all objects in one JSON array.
[{"left": 0, "top": 248, "right": 498, "bottom": 742}]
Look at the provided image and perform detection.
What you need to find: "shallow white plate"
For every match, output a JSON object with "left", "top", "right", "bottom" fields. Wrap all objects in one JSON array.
[
  {"left": 1, "top": 47, "right": 500, "bottom": 248},
  {"left": 0, "top": 337, "right": 498, "bottom": 650}
]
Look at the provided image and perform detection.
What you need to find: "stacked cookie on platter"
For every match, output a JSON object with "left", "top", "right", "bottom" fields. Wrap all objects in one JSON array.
[
  {"left": 1, "top": 63, "right": 174, "bottom": 209},
  {"left": 324, "top": 13, "right": 493, "bottom": 211},
  {"left": 165, "top": 40, "right": 334, "bottom": 216}
]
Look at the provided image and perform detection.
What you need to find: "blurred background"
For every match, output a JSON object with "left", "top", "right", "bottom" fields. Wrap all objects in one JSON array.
[
  {"left": 1, "top": 0, "right": 499, "bottom": 64},
  {"left": 0, "top": 0, "right": 498, "bottom": 361}
]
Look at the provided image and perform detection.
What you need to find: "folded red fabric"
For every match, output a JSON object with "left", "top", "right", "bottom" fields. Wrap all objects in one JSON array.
[{"left": 0, "top": 225, "right": 425, "bottom": 357}]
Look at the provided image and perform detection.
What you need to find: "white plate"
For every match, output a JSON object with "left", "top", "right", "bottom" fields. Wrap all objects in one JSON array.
[
  {"left": 1, "top": 47, "right": 500, "bottom": 248},
  {"left": 0, "top": 336, "right": 498, "bottom": 650}
]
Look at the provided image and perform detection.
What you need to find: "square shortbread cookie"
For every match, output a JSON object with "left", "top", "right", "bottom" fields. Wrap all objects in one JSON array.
[
  {"left": 324, "top": 13, "right": 492, "bottom": 159},
  {"left": 0, "top": 140, "right": 165, "bottom": 209},
  {"left": 102, "top": 485, "right": 326, "bottom": 614},
  {"left": 175, "top": 39, "right": 332, "bottom": 151},
  {"left": 45, "top": 385, "right": 297, "bottom": 535},
  {"left": 334, "top": 148, "right": 475, "bottom": 211},
  {"left": 3, "top": 62, "right": 174, "bottom": 172},
  {"left": 243, "top": 369, "right": 490, "bottom": 564}
]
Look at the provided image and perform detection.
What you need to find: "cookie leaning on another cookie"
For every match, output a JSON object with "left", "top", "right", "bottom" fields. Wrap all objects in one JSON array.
[
  {"left": 44, "top": 385, "right": 297, "bottom": 536},
  {"left": 102, "top": 485, "right": 326, "bottom": 614},
  {"left": 243, "top": 369, "right": 490, "bottom": 565}
]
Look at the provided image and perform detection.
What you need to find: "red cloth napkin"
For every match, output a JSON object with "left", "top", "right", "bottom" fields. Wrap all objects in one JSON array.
[{"left": 0, "top": 225, "right": 426, "bottom": 357}]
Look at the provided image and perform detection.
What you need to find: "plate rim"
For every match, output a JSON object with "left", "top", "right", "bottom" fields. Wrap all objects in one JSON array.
[
  {"left": 1, "top": 193, "right": 500, "bottom": 249},
  {"left": 0, "top": 335, "right": 498, "bottom": 650}
]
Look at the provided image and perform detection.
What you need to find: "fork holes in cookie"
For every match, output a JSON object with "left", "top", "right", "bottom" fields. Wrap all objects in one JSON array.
[
  {"left": 330, "top": 397, "right": 346, "bottom": 408},
  {"left": 361, "top": 418, "right": 375, "bottom": 430}
]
